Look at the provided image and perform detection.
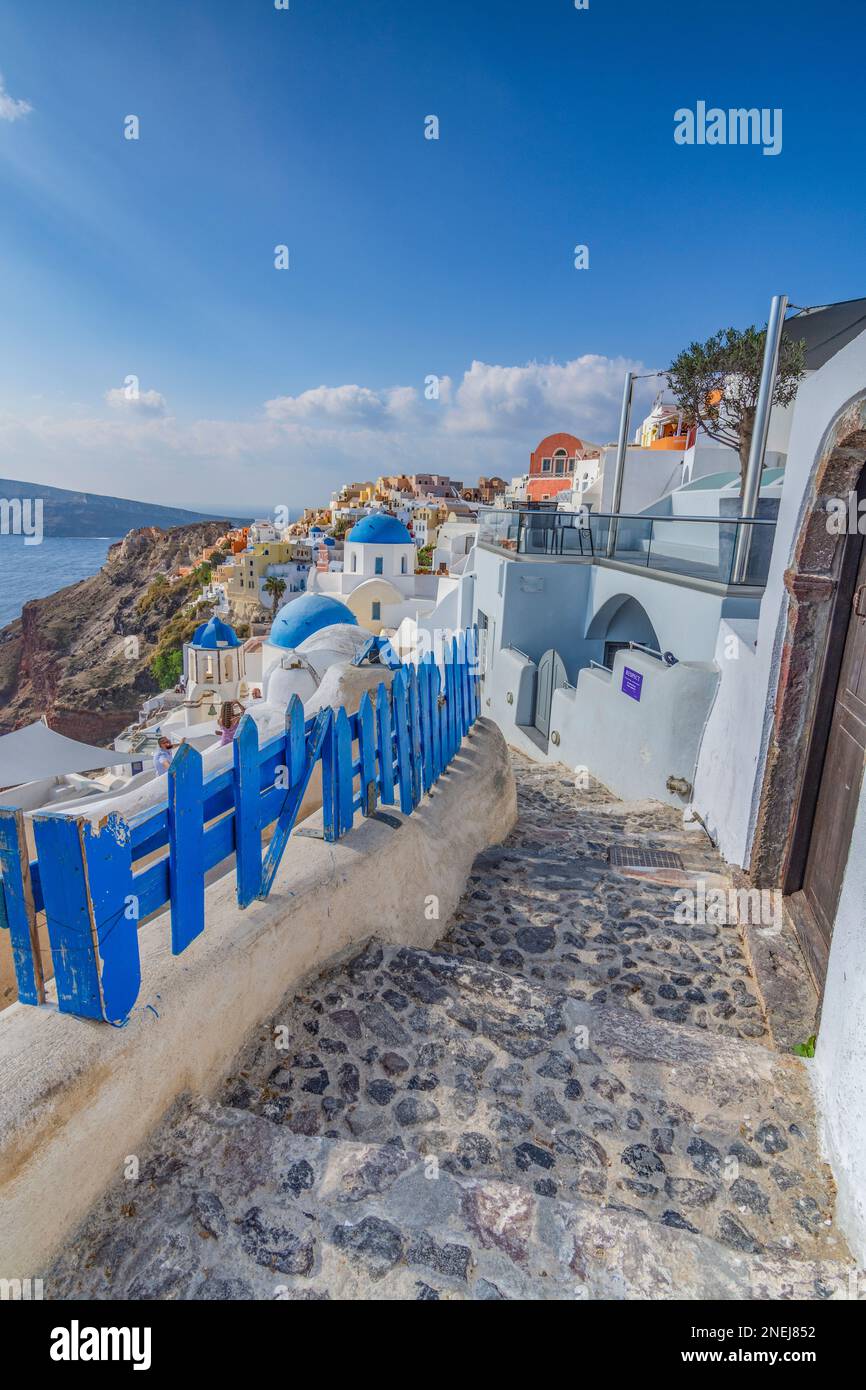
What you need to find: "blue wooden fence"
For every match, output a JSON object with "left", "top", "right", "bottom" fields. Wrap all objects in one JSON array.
[{"left": 0, "top": 628, "right": 480, "bottom": 1023}]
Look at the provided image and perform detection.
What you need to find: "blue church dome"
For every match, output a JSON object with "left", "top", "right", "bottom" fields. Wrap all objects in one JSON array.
[
  {"left": 269, "top": 593, "right": 357, "bottom": 649},
  {"left": 191, "top": 615, "right": 242, "bottom": 648},
  {"left": 346, "top": 514, "right": 412, "bottom": 545}
]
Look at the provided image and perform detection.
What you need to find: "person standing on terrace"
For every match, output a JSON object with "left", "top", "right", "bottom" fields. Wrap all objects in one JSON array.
[{"left": 216, "top": 700, "right": 244, "bottom": 746}]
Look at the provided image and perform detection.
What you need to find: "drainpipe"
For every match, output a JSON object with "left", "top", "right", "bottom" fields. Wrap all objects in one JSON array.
[
  {"left": 606, "top": 370, "right": 634, "bottom": 557},
  {"left": 731, "top": 294, "right": 788, "bottom": 584}
]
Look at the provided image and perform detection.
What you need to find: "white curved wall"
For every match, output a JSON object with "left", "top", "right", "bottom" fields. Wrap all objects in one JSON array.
[{"left": 560, "top": 649, "right": 719, "bottom": 804}]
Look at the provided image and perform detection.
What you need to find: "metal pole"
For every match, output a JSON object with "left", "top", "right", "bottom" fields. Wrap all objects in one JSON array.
[
  {"left": 731, "top": 294, "right": 788, "bottom": 583},
  {"left": 606, "top": 370, "right": 634, "bottom": 557}
]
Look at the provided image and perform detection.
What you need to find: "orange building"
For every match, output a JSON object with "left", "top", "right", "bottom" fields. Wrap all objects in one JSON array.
[{"left": 525, "top": 432, "right": 599, "bottom": 504}]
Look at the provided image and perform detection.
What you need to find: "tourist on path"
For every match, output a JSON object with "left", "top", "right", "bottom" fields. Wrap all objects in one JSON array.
[
  {"left": 153, "top": 736, "right": 175, "bottom": 775},
  {"left": 217, "top": 700, "right": 245, "bottom": 746}
]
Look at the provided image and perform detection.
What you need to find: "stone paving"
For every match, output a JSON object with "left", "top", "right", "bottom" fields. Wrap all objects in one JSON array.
[
  {"left": 46, "top": 753, "right": 857, "bottom": 1301},
  {"left": 447, "top": 759, "right": 768, "bottom": 1042}
]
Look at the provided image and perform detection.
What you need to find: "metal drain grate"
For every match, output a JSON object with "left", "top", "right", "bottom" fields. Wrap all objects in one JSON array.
[{"left": 608, "top": 846, "right": 685, "bottom": 871}]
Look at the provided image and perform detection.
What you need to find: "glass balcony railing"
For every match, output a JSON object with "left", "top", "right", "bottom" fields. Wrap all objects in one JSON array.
[{"left": 476, "top": 509, "right": 776, "bottom": 587}]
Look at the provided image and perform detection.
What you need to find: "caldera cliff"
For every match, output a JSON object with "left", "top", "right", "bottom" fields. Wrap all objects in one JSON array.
[{"left": 0, "top": 522, "right": 230, "bottom": 744}]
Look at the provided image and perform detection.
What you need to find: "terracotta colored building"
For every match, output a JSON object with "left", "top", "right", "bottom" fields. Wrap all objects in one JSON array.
[{"left": 525, "top": 432, "right": 599, "bottom": 504}]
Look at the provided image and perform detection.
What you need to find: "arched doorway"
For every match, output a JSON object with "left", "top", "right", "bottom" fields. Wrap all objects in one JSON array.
[
  {"left": 750, "top": 392, "right": 866, "bottom": 993},
  {"left": 535, "top": 648, "right": 567, "bottom": 738},
  {"left": 585, "top": 594, "right": 662, "bottom": 668}
]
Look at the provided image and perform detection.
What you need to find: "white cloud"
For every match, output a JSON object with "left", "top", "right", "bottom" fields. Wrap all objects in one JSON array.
[
  {"left": 262, "top": 356, "right": 659, "bottom": 444},
  {"left": 0, "top": 75, "right": 32, "bottom": 122},
  {"left": 443, "top": 356, "right": 651, "bottom": 440},
  {"left": 105, "top": 386, "right": 168, "bottom": 417},
  {"left": 264, "top": 382, "right": 420, "bottom": 427},
  {"left": 3, "top": 353, "right": 662, "bottom": 509}
]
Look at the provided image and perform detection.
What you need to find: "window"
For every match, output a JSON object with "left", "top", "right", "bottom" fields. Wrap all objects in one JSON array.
[
  {"left": 372, "top": 601, "right": 381, "bottom": 621},
  {"left": 554, "top": 450, "right": 567, "bottom": 475},
  {"left": 541, "top": 457, "right": 552, "bottom": 472},
  {"left": 567, "top": 457, "right": 575, "bottom": 472},
  {"left": 352, "top": 553, "right": 357, "bottom": 573},
  {"left": 401, "top": 555, "right": 407, "bottom": 574},
  {"left": 374, "top": 556, "right": 384, "bottom": 575}
]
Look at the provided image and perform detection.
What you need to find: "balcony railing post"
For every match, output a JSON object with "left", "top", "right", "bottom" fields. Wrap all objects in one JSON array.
[
  {"left": 606, "top": 370, "right": 634, "bottom": 557},
  {"left": 732, "top": 293, "right": 788, "bottom": 583}
]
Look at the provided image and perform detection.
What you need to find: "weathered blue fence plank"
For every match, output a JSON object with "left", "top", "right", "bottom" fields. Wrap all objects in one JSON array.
[
  {"left": 358, "top": 692, "right": 378, "bottom": 816},
  {"left": 322, "top": 706, "right": 339, "bottom": 834},
  {"left": 391, "top": 669, "right": 413, "bottom": 814},
  {"left": 419, "top": 659, "right": 434, "bottom": 792},
  {"left": 81, "top": 813, "right": 140, "bottom": 1023},
  {"left": 459, "top": 635, "right": 471, "bottom": 736},
  {"left": 376, "top": 681, "right": 395, "bottom": 805},
  {"left": 334, "top": 706, "right": 355, "bottom": 838},
  {"left": 167, "top": 743, "right": 205, "bottom": 955},
  {"left": 32, "top": 813, "right": 104, "bottom": 1018},
  {"left": 321, "top": 707, "right": 338, "bottom": 842},
  {"left": 286, "top": 694, "right": 306, "bottom": 785},
  {"left": 0, "top": 808, "right": 45, "bottom": 1006},
  {"left": 453, "top": 636, "right": 467, "bottom": 750},
  {"left": 407, "top": 666, "right": 423, "bottom": 808},
  {"left": 233, "top": 715, "right": 262, "bottom": 908},
  {"left": 445, "top": 648, "right": 457, "bottom": 766},
  {"left": 260, "top": 706, "right": 331, "bottom": 898},
  {"left": 429, "top": 659, "right": 443, "bottom": 780}
]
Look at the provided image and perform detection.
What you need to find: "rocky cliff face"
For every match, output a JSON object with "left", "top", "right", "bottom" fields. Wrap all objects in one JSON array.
[{"left": 0, "top": 522, "right": 229, "bottom": 743}]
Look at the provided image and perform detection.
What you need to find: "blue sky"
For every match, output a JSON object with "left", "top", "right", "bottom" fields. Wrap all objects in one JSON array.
[{"left": 0, "top": 0, "right": 863, "bottom": 513}]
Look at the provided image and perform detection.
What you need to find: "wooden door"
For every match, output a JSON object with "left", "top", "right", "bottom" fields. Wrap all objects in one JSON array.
[
  {"left": 793, "top": 535, "right": 866, "bottom": 986},
  {"left": 535, "top": 648, "right": 566, "bottom": 738}
]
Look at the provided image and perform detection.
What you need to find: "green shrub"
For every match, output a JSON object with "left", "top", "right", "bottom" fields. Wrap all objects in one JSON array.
[{"left": 150, "top": 646, "right": 183, "bottom": 689}]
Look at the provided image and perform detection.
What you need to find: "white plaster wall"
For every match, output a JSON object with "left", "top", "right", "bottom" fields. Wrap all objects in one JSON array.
[
  {"left": 344, "top": 539, "right": 415, "bottom": 581},
  {"left": 587, "top": 566, "right": 732, "bottom": 663},
  {"left": 691, "top": 330, "right": 866, "bottom": 867},
  {"left": 689, "top": 618, "right": 764, "bottom": 855},
  {"left": 558, "top": 649, "right": 719, "bottom": 805},
  {"left": 599, "top": 446, "right": 686, "bottom": 514},
  {"left": 484, "top": 647, "right": 538, "bottom": 745}
]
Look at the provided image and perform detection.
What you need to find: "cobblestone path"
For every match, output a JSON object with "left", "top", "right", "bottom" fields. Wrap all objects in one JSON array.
[{"left": 47, "top": 753, "right": 857, "bottom": 1300}]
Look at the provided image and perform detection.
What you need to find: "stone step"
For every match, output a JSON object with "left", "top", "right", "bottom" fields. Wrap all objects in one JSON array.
[
  {"left": 443, "top": 829, "right": 770, "bottom": 1043},
  {"left": 218, "top": 941, "right": 848, "bottom": 1265},
  {"left": 44, "top": 1101, "right": 856, "bottom": 1301}
]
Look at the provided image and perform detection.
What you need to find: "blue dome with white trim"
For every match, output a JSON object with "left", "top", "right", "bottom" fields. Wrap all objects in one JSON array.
[
  {"left": 346, "top": 514, "right": 412, "bottom": 545},
  {"left": 269, "top": 593, "right": 357, "bottom": 649},
  {"left": 191, "top": 616, "right": 242, "bottom": 648}
]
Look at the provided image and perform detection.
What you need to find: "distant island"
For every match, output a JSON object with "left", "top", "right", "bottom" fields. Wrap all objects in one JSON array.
[{"left": 0, "top": 477, "right": 250, "bottom": 538}]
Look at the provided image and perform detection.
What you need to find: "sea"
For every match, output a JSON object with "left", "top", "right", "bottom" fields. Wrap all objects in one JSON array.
[{"left": 0, "top": 536, "right": 119, "bottom": 629}]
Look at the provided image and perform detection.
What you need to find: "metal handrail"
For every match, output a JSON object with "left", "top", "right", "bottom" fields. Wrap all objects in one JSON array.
[
  {"left": 478, "top": 508, "right": 776, "bottom": 586},
  {"left": 485, "top": 509, "right": 776, "bottom": 525}
]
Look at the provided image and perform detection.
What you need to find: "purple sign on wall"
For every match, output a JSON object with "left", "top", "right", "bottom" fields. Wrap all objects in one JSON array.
[{"left": 621, "top": 666, "right": 643, "bottom": 701}]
